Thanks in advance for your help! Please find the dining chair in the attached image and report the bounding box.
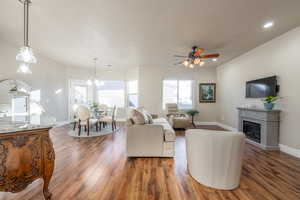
[75,105,98,136]
[99,106,118,131]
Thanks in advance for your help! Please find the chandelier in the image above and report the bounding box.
[87,58,103,86]
[16,0,36,74]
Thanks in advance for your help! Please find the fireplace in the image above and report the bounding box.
[243,121,261,143]
[238,107,280,150]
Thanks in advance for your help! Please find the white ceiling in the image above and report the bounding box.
[1,0,300,69]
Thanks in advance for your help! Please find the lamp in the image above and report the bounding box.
[17,62,32,74]
[86,58,99,86]
[16,0,36,74]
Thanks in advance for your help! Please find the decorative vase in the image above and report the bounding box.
[264,103,274,111]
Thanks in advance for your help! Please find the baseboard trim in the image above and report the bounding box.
[279,144,300,159]
[194,121,218,126]
[194,121,238,131]
[215,122,238,131]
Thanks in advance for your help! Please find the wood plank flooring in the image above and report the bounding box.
[1,125,300,200]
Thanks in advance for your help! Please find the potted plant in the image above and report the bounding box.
[262,96,280,110]
[90,103,99,117]
[186,109,199,127]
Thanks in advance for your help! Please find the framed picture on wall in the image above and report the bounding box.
[199,83,216,103]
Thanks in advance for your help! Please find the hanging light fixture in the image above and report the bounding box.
[93,58,100,86]
[17,62,32,74]
[16,0,36,74]
[86,58,99,86]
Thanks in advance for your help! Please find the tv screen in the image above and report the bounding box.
[246,76,277,98]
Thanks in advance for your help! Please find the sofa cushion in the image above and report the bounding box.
[153,118,169,124]
[130,109,146,125]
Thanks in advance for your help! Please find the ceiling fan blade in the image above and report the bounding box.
[173,55,187,58]
[193,48,204,57]
[199,53,220,59]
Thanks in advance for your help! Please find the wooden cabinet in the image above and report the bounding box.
[0,127,55,200]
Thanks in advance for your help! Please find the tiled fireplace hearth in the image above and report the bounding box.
[237,107,281,150]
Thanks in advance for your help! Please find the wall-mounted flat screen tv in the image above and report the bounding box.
[246,76,278,98]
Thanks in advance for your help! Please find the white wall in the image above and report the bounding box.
[217,26,300,150]
[0,39,69,121]
[139,66,218,122]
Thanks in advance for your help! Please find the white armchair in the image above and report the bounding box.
[186,129,245,190]
[165,103,190,129]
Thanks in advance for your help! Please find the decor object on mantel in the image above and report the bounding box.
[186,109,199,127]
[199,83,216,103]
[16,0,37,74]
[262,96,281,111]
[237,107,281,150]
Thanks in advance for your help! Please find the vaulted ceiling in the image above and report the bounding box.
[1,0,300,69]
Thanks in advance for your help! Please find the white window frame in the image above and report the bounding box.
[97,80,126,108]
[162,79,194,110]
[126,80,138,108]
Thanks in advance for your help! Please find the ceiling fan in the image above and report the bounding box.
[173,46,220,68]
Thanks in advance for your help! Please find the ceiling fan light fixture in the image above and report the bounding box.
[183,60,189,67]
[194,58,201,64]
[199,61,205,66]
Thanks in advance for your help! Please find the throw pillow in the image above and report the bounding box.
[131,109,146,125]
[145,112,153,124]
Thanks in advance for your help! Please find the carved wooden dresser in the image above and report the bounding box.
[0,127,55,200]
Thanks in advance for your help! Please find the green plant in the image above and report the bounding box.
[186,109,199,128]
[186,109,200,116]
[90,102,99,111]
[262,96,280,104]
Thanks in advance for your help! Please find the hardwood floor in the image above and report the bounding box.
[1,125,300,200]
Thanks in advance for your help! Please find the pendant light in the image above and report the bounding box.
[86,58,99,86]
[16,0,36,74]
[93,58,100,86]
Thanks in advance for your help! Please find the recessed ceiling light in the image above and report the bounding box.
[212,58,218,62]
[263,21,274,29]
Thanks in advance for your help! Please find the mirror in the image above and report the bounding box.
[0,79,31,123]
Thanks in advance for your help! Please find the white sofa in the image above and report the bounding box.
[186,129,245,190]
[126,117,176,157]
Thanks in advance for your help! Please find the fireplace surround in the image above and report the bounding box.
[237,107,281,150]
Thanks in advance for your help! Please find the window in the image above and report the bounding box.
[127,80,138,108]
[163,80,193,109]
[97,81,125,107]
[74,86,88,104]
